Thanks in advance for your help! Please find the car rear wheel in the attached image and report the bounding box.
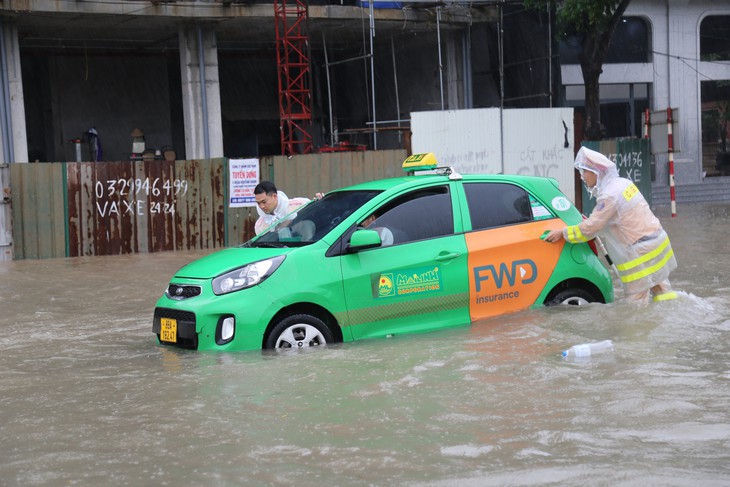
[265,314,334,349]
[546,288,596,306]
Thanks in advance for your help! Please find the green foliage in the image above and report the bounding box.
[524,0,628,39]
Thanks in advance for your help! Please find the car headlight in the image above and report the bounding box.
[211,256,285,295]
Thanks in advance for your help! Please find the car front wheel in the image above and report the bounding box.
[265,314,334,349]
[546,288,596,306]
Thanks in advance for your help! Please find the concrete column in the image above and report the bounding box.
[445,32,461,110]
[0,20,28,164]
[0,160,10,260]
[178,24,224,159]
[666,3,701,181]
[0,20,25,260]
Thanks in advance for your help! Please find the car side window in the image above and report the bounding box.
[464,182,533,231]
[371,186,454,244]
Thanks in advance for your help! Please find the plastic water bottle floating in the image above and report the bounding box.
[562,340,614,359]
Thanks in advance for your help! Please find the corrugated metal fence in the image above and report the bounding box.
[9,150,407,259]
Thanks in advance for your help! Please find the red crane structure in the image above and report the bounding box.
[274,0,314,156]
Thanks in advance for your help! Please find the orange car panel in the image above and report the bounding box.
[466,220,564,321]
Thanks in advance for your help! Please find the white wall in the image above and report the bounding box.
[411,107,576,201]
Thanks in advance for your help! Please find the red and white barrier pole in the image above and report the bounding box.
[644,108,650,138]
[667,107,676,217]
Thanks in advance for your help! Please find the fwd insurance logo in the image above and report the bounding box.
[473,259,537,304]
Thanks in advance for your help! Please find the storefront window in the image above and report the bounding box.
[701,81,730,176]
[700,16,730,176]
[563,83,650,138]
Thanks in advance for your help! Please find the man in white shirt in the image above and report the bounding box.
[254,181,314,239]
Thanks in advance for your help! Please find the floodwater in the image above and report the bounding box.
[1,203,729,487]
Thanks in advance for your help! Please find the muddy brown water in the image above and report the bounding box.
[1,203,729,486]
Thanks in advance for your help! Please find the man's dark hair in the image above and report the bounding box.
[254,181,277,195]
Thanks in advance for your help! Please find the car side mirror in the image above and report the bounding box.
[346,229,382,252]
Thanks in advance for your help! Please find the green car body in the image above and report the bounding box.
[153,158,614,351]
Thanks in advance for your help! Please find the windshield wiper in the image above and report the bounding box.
[249,241,288,248]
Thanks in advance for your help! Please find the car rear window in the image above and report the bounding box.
[463,182,533,231]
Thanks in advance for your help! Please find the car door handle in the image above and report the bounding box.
[435,252,460,262]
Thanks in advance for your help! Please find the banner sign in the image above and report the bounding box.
[229,158,259,208]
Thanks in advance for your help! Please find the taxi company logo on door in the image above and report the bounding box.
[473,259,537,302]
[378,274,395,297]
[378,266,442,298]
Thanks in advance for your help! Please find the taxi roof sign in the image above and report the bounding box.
[402,152,438,172]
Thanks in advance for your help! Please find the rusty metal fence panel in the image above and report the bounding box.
[65,158,230,257]
[9,150,407,259]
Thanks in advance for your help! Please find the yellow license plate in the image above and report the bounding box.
[160,317,177,343]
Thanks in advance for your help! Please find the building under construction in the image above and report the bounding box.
[0,0,561,162]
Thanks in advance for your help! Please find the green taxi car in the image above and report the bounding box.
[153,153,613,351]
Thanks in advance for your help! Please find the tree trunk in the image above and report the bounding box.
[577,0,633,142]
[581,61,603,140]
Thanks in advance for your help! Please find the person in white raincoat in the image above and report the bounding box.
[544,146,678,304]
[253,181,314,239]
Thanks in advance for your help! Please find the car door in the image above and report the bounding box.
[459,181,564,321]
[340,183,470,341]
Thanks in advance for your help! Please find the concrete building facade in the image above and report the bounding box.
[561,1,730,185]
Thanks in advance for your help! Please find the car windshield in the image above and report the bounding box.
[244,189,381,247]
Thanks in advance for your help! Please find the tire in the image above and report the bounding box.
[546,288,596,306]
[265,314,334,350]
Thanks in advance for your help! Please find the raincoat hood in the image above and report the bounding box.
[574,147,619,198]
